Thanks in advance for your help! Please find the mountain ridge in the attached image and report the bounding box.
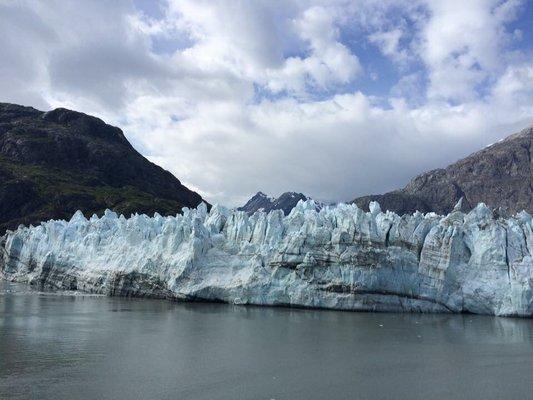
[0,102,206,233]
[352,126,533,215]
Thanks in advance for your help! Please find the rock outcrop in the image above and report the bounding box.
[353,126,533,215]
[2,200,532,316]
[0,103,206,233]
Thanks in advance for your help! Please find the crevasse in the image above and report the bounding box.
[1,200,532,316]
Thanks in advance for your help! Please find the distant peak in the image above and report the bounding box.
[515,125,533,138]
[239,190,313,215]
[278,191,307,199]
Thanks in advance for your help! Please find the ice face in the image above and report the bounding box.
[1,200,532,316]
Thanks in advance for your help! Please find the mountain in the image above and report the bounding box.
[238,191,310,215]
[352,126,533,215]
[0,102,206,233]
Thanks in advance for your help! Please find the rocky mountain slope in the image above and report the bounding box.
[353,126,533,215]
[238,191,310,215]
[0,103,205,233]
[1,200,532,316]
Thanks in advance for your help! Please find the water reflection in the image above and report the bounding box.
[1,281,532,400]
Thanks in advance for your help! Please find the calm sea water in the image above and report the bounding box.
[1,281,532,400]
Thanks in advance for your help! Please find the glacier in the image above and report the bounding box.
[1,200,532,316]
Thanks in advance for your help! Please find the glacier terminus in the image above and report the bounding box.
[1,200,532,316]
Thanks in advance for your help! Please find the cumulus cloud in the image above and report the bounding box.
[420,0,526,102]
[0,0,531,206]
[369,28,407,62]
[265,5,362,95]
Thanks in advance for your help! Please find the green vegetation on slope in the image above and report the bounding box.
[0,103,206,233]
[0,155,185,232]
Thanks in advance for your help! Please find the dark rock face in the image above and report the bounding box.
[239,191,309,215]
[271,192,310,215]
[238,192,273,214]
[353,126,533,215]
[0,102,206,233]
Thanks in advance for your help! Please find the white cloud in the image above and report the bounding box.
[420,0,525,101]
[0,0,531,207]
[151,2,362,97]
[369,28,407,62]
[492,64,533,99]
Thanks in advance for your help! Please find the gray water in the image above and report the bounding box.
[1,281,532,400]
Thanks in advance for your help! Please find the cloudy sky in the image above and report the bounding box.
[1,0,532,206]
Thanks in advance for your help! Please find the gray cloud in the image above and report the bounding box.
[48,43,169,109]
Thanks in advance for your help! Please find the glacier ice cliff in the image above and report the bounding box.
[1,200,532,316]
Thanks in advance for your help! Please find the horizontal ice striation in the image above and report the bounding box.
[1,200,532,316]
